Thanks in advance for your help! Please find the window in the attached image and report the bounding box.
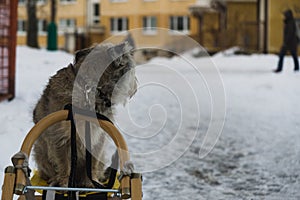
[60,0,76,3]
[59,18,76,33]
[92,3,100,25]
[110,17,128,33]
[17,19,26,35]
[38,19,47,34]
[18,0,26,5]
[110,0,127,2]
[59,19,76,28]
[143,16,157,34]
[169,16,190,33]
[19,0,47,5]
[37,0,47,4]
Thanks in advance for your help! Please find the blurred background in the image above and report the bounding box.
[15,0,300,54]
[1,0,300,102]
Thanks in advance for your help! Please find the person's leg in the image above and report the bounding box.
[290,48,299,71]
[275,46,287,72]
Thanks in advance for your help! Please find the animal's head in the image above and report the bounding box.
[72,35,137,113]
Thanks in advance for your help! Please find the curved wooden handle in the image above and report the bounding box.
[15,110,130,197]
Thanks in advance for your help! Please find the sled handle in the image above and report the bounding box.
[14,110,130,198]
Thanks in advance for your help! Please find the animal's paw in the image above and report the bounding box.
[77,178,95,188]
[121,161,134,176]
[48,175,69,188]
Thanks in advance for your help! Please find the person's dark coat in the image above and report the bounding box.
[283,9,298,51]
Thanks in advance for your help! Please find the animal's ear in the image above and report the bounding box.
[74,47,92,64]
[107,34,135,61]
[107,42,127,61]
[123,33,135,49]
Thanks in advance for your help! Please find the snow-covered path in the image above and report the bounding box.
[0,47,300,199]
[129,54,300,200]
[210,55,300,199]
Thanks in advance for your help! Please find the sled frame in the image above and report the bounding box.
[1,109,142,200]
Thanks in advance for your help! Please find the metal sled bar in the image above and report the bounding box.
[14,110,131,199]
[24,186,120,193]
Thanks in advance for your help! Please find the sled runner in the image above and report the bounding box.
[1,105,142,200]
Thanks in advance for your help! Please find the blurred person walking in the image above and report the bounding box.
[274,9,299,73]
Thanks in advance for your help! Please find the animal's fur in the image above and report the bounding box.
[33,39,137,187]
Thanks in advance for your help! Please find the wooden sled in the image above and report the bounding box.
[1,106,142,200]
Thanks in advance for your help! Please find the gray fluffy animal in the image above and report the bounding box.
[33,38,137,188]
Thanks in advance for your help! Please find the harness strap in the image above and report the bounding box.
[64,104,118,196]
[67,106,77,200]
[106,156,118,189]
[67,104,113,124]
[85,120,118,190]
[85,121,105,189]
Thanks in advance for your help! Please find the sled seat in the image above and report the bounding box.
[28,169,121,200]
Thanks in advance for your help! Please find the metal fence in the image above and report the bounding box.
[0,0,17,101]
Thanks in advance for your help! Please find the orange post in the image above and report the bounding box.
[130,173,142,200]
[1,166,15,200]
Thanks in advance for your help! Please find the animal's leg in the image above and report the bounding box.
[92,155,106,183]
[34,138,56,181]
[47,144,71,187]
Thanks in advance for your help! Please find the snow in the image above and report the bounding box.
[1,46,300,199]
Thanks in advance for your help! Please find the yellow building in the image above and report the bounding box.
[190,0,300,54]
[17,0,258,53]
[17,0,200,53]
[17,0,103,51]
[16,0,300,54]
[102,0,258,53]
[101,0,199,53]
[189,0,258,52]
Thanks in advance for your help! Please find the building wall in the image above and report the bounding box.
[201,11,220,52]
[17,0,300,55]
[189,1,257,52]
[268,0,300,53]
[101,0,198,51]
[226,1,257,50]
[17,0,87,50]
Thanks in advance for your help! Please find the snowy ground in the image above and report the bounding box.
[0,46,300,200]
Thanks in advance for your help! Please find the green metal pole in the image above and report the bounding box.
[47,22,57,51]
[47,0,57,51]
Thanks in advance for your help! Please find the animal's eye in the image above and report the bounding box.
[96,88,101,96]
[96,88,105,97]
[116,60,126,70]
[112,60,122,69]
